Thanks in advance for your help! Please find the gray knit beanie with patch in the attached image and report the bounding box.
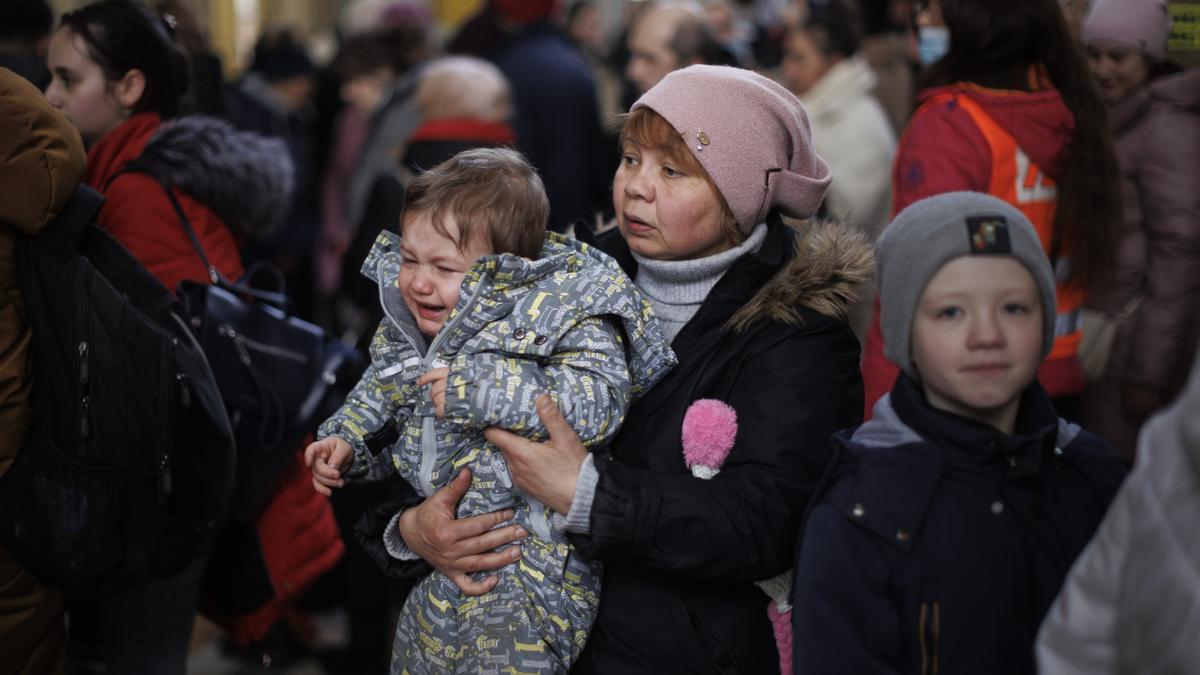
[876,192,1057,378]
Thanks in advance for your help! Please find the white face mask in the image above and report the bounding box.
[917,26,951,66]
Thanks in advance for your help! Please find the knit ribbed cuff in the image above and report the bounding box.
[383,509,421,561]
[553,453,598,534]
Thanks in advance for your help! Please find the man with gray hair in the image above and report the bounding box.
[625,1,724,95]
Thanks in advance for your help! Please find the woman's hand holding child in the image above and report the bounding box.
[398,468,529,595]
[486,394,587,514]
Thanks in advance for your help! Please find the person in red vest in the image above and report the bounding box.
[860,0,1122,419]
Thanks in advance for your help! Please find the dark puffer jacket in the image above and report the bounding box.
[792,374,1125,675]
[571,215,871,674]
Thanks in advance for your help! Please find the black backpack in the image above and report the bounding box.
[130,171,365,522]
[0,185,236,591]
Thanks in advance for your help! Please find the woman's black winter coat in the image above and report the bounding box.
[571,215,872,674]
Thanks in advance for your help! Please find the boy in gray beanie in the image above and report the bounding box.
[876,190,1058,407]
[790,191,1125,675]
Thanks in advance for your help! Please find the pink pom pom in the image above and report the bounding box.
[681,399,738,470]
[768,602,793,675]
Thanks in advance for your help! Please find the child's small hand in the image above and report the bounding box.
[304,436,353,496]
[417,367,450,418]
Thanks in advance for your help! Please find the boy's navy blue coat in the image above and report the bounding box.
[791,374,1125,675]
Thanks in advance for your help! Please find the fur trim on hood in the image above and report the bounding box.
[726,218,874,332]
[131,115,294,237]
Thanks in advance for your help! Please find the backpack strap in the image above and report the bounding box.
[125,170,297,311]
[159,180,223,285]
[108,165,223,285]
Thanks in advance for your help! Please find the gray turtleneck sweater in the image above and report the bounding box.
[548,222,769,536]
[631,223,768,342]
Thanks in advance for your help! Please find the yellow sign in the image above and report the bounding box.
[435,0,485,31]
[1170,3,1200,50]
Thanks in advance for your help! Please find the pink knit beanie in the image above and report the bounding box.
[632,64,832,233]
[1082,0,1170,61]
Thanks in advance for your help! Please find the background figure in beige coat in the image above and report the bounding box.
[781,0,895,342]
[1038,342,1200,673]
[783,0,895,239]
[0,66,86,675]
[1078,0,1200,460]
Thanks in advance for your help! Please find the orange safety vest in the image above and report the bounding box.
[916,92,1084,364]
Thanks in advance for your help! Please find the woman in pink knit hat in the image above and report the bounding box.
[381,64,874,673]
[1078,0,1200,461]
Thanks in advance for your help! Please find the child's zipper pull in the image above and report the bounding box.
[78,342,91,439]
[234,334,252,366]
[176,373,192,408]
[78,341,89,385]
[219,325,253,366]
[159,453,173,499]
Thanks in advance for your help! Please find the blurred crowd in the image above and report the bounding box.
[3,0,925,350]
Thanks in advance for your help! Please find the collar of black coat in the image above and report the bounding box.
[827,374,1075,551]
[890,372,1060,480]
[579,212,873,337]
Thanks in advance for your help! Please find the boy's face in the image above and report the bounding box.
[910,256,1044,430]
[399,209,493,337]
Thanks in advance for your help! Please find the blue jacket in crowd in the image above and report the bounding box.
[791,373,1126,675]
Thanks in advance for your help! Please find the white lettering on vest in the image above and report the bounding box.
[1015,148,1056,204]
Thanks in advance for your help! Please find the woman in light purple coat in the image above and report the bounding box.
[1078,0,1200,460]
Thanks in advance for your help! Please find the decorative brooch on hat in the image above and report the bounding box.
[696,130,710,152]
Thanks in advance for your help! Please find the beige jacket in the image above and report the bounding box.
[799,55,897,240]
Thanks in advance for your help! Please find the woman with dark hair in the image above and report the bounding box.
[45,0,244,287]
[859,0,1122,418]
[44,1,339,672]
[1076,0,1200,461]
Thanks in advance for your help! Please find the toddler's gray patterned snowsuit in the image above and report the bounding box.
[319,231,675,673]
